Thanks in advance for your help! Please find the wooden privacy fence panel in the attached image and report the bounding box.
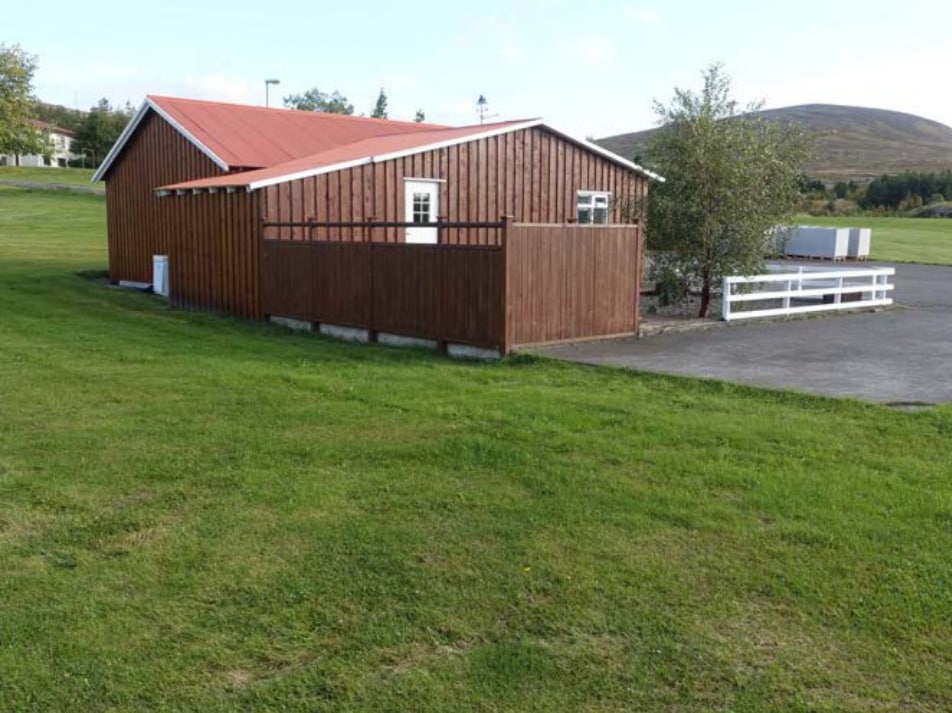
[260,241,373,326]
[506,224,641,347]
[261,222,640,353]
[371,245,504,346]
[261,239,505,350]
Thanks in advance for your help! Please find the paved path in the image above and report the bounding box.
[0,179,104,195]
[535,263,952,404]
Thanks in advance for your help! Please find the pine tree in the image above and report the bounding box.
[371,89,388,119]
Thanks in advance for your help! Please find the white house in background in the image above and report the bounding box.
[0,120,79,168]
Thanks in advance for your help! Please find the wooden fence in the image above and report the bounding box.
[261,240,505,349]
[506,224,641,346]
[260,220,641,353]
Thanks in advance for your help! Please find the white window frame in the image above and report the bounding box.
[576,190,611,225]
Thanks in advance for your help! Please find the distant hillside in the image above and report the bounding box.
[597,104,952,181]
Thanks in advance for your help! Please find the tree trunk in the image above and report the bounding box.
[698,275,712,318]
[15,154,20,167]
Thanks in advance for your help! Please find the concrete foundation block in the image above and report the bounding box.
[270,315,313,332]
[319,323,370,343]
[378,332,438,350]
[447,343,502,361]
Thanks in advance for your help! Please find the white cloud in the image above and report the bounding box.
[622,4,661,25]
[180,74,257,104]
[464,16,522,63]
[573,34,615,67]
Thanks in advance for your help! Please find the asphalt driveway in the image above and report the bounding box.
[535,263,952,404]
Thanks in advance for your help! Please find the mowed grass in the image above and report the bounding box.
[0,165,98,188]
[3,187,952,712]
[796,213,952,264]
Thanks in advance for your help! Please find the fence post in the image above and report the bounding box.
[633,225,642,335]
[834,275,843,304]
[722,277,732,321]
[499,216,514,354]
[783,278,791,310]
[500,214,513,246]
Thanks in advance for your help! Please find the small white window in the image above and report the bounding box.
[577,191,611,224]
[411,192,432,224]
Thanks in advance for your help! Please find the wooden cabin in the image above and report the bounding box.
[94,96,660,352]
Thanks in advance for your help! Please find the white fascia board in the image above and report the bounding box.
[370,120,543,164]
[541,125,665,182]
[91,97,230,183]
[246,156,374,191]
[243,119,661,192]
[91,101,151,182]
[243,121,542,192]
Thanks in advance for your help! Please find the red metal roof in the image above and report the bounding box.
[158,119,540,192]
[30,119,76,137]
[148,95,445,169]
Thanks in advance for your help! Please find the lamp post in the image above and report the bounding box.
[265,78,280,108]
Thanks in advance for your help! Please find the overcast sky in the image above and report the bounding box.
[10,0,952,138]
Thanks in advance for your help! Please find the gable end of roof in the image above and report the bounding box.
[92,97,230,183]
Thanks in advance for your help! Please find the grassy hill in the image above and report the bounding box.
[2,185,952,710]
[0,166,98,188]
[598,104,952,180]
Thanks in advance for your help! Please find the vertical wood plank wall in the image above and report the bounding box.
[261,241,505,349]
[104,112,263,317]
[505,224,642,347]
[262,126,649,245]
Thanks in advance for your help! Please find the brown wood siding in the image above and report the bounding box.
[262,126,648,245]
[104,112,263,317]
[505,224,641,347]
[261,240,505,349]
[105,111,224,283]
[163,189,262,318]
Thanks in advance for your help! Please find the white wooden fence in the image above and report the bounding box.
[722,265,895,321]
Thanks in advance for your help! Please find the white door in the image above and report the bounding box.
[405,180,440,244]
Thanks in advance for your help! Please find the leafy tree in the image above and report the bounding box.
[0,44,48,165]
[370,88,388,119]
[414,109,425,123]
[72,98,132,167]
[795,174,827,196]
[283,88,353,114]
[646,64,811,317]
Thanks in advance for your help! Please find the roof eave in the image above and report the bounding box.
[541,126,664,182]
[92,97,231,183]
[244,120,546,192]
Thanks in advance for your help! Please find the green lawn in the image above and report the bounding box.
[796,214,952,264]
[3,186,952,711]
[0,165,98,188]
